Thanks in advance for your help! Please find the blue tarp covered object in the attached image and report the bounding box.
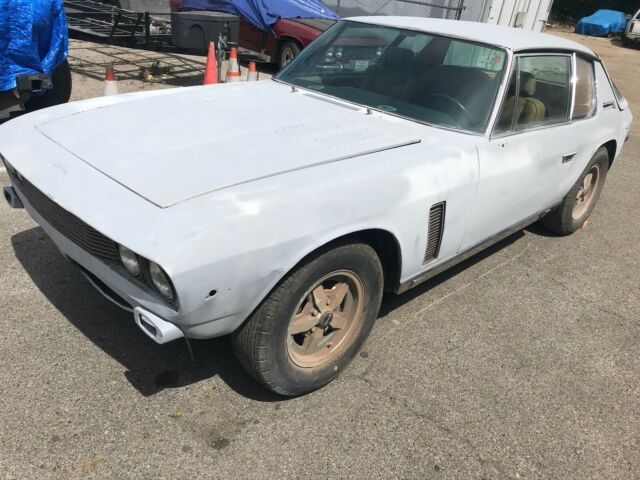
[0,0,68,92]
[180,0,339,33]
[575,9,627,37]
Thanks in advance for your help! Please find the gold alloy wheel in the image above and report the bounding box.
[572,164,600,220]
[287,270,365,368]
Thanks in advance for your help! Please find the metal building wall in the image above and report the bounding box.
[482,0,555,32]
[324,0,554,32]
[459,0,492,22]
[322,0,464,20]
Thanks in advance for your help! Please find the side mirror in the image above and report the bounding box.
[626,14,632,21]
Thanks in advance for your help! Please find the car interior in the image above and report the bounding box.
[282,29,507,132]
[360,35,502,129]
[495,58,572,132]
[280,24,571,133]
[352,36,505,131]
[497,71,546,130]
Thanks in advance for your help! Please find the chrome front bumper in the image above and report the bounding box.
[3,157,247,341]
[4,177,185,344]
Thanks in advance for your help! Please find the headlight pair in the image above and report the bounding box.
[117,245,175,303]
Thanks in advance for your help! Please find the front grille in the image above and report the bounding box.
[6,164,120,263]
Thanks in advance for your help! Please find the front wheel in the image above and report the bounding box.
[540,147,609,235]
[232,242,384,396]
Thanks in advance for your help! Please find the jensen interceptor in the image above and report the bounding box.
[1,17,632,395]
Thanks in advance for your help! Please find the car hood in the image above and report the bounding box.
[35,81,421,208]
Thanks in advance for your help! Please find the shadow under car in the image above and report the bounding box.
[11,225,526,399]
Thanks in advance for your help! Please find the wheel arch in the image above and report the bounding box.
[276,228,403,298]
[325,228,403,293]
[278,35,304,49]
[229,227,403,337]
[277,36,303,58]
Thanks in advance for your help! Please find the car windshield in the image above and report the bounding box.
[275,20,508,133]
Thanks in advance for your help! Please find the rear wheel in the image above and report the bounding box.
[540,147,609,235]
[278,40,301,70]
[232,242,384,396]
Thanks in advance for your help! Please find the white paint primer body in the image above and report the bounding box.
[0,81,481,337]
[0,18,632,339]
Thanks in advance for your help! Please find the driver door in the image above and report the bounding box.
[459,53,587,251]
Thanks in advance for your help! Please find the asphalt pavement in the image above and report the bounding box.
[0,33,638,479]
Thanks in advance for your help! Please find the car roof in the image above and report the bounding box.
[348,17,597,58]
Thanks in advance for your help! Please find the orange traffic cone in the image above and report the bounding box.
[203,41,218,85]
[247,61,258,81]
[103,65,118,96]
[226,47,241,83]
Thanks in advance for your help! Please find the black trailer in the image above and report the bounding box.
[64,0,173,50]
[64,0,239,53]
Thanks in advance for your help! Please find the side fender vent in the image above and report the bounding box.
[424,201,446,264]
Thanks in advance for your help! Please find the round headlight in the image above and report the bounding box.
[118,245,141,277]
[149,261,174,301]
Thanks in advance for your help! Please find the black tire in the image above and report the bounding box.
[540,147,609,235]
[278,40,301,70]
[26,59,72,111]
[232,242,384,396]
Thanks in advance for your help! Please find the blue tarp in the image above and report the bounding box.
[0,0,68,92]
[575,9,627,37]
[180,0,339,33]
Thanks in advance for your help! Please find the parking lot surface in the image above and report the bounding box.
[1,33,639,479]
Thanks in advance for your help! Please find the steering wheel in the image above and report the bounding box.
[422,93,471,128]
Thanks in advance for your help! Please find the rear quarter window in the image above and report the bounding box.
[573,56,596,119]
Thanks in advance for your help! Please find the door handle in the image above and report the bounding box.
[603,101,615,110]
[562,152,576,163]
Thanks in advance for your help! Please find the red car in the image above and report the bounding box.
[170,0,334,68]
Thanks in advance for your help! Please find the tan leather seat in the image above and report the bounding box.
[519,73,546,124]
[498,72,546,128]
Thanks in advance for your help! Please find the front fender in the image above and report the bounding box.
[167,133,479,338]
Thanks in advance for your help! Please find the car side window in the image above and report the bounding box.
[573,56,596,119]
[517,56,571,127]
[493,54,571,135]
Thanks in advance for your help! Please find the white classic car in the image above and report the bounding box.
[1,17,632,395]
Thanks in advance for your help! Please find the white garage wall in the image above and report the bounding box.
[324,0,554,32]
[119,0,554,33]
[322,0,465,20]
[472,0,555,32]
